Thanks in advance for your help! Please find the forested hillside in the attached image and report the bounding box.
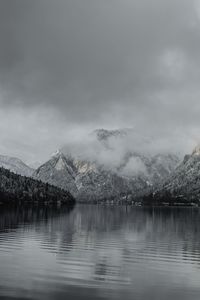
[0,167,75,205]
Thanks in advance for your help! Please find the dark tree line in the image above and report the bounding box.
[0,167,75,205]
[141,190,199,206]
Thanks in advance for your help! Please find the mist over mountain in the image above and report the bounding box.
[2,1,200,298]
[33,129,180,202]
[61,128,181,178]
[1,0,200,168]
[3,128,200,206]
[33,151,149,202]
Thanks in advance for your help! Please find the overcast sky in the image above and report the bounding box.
[1,0,200,164]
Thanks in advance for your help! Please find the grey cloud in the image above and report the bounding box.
[0,0,200,161]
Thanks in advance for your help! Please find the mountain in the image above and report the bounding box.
[33,129,179,201]
[0,167,75,205]
[93,128,128,142]
[33,150,150,202]
[116,151,180,184]
[0,155,34,177]
[92,129,180,179]
[33,151,79,196]
[143,146,200,206]
[92,128,152,147]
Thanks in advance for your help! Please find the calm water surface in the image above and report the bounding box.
[0,204,200,300]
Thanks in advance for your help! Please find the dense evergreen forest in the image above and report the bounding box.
[0,167,75,205]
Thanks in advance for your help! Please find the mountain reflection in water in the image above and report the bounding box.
[0,204,200,300]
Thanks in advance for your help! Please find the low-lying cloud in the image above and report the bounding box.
[61,128,198,176]
[0,0,200,164]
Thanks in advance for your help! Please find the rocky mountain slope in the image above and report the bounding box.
[0,167,75,205]
[33,151,150,202]
[143,145,200,206]
[33,129,180,202]
[0,155,34,177]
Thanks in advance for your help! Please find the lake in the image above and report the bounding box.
[0,204,200,300]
